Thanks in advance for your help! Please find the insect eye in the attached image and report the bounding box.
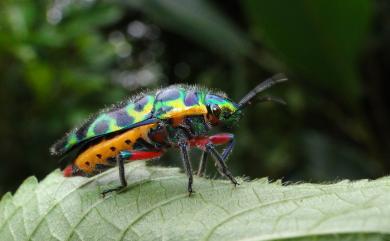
[210,104,221,117]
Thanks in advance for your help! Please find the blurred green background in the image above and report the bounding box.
[1,0,389,195]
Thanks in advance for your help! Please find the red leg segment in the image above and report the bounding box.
[127,150,164,161]
[189,133,234,150]
[209,133,234,145]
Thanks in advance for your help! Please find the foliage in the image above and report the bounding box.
[1,162,390,241]
[1,0,390,224]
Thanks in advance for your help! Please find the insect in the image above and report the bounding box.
[50,74,287,196]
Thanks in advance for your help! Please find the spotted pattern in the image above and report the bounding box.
[52,85,238,155]
[111,109,134,127]
[127,95,154,122]
[154,106,173,117]
[156,88,180,102]
[75,118,95,140]
[184,91,198,106]
[154,87,207,119]
[94,120,109,135]
[134,96,149,112]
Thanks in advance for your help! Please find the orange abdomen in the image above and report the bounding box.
[74,123,157,174]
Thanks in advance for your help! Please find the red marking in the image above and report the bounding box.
[209,133,233,145]
[63,165,73,177]
[189,133,233,150]
[128,150,163,161]
[189,137,208,149]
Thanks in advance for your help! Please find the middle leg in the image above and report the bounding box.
[178,141,194,195]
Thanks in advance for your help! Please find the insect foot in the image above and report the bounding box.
[101,186,126,198]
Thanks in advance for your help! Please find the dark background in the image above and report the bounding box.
[1,0,389,196]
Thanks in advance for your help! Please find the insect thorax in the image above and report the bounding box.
[148,115,210,146]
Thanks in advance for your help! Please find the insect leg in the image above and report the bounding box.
[206,143,239,186]
[178,141,194,195]
[197,151,208,177]
[101,150,163,197]
[222,138,235,161]
[209,133,235,161]
[101,152,128,197]
[194,133,235,176]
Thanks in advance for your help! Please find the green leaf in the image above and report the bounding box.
[1,162,390,241]
[125,0,251,60]
[242,0,373,102]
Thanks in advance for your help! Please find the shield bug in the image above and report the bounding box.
[50,74,287,195]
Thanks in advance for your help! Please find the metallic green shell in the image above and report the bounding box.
[59,94,155,154]
[51,85,238,155]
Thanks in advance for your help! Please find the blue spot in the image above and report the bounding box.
[154,106,173,116]
[134,96,149,111]
[184,91,198,106]
[75,118,95,140]
[156,88,180,102]
[94,120,109,135]
[111,110,134,127]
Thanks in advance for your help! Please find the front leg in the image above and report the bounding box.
[192,133,235,176]
[206,143,239,186]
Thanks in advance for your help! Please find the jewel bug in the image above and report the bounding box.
[50,74,287,195]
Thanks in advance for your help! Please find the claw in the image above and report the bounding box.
[230,177,239,187]
[101,186,125,197]
[188,189,196,197]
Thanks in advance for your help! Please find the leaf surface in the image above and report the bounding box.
[1,162,390,241]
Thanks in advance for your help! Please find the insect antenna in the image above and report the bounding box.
[238,73,288,110]
[255,95,287,105]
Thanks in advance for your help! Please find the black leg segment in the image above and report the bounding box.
[221,136,235,161]
[197,133,235,177]
[206,143,239,186]
[101,152,128,197]
[178,141,194,195]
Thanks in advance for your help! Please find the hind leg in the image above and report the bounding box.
[101,150,163,197]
